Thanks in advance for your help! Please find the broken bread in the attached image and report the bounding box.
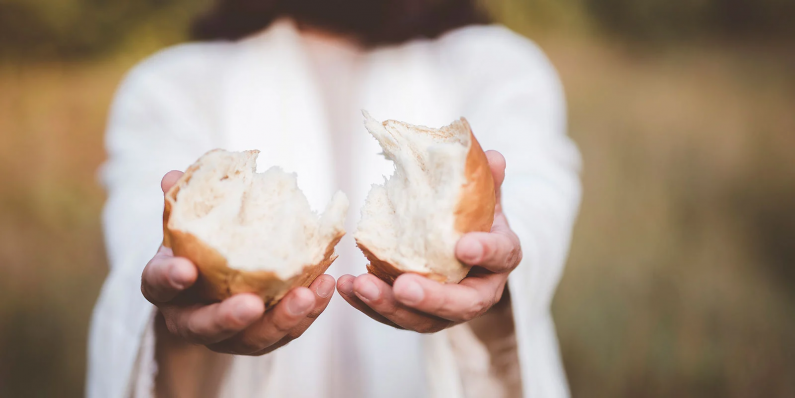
[163,149,348,308]
[355,112,496,284]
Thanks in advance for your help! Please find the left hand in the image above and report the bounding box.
[337,150,522,333]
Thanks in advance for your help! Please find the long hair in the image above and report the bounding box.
[192,0,489,46]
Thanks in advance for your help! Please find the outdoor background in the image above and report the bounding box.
[1,0,793,396]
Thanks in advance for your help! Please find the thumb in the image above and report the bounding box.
[485,150,506,202]
[161,170,184,194]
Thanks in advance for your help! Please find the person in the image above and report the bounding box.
[87,1,581,397]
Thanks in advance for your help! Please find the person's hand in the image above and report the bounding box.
[140,170,336,355]
[336,150,522,333]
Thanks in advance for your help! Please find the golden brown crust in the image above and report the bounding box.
[162,150,341,308]
[357,241,447,285]
[454,118,496,234]
[359,118,495,285]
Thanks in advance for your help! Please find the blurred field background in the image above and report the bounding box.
[1,0,793,396]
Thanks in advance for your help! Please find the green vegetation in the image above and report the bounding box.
[1,0,793,59]
[0,0,207,59]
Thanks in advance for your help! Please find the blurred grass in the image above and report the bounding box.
[1,1,794,397]
[0,0,208,60]
[0,59,125,397]
[543,38,795,397]
[0,40,186,398]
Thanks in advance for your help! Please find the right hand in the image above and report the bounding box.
[140,170,336,355]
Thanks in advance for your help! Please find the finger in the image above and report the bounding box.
[484,150,506,199]
[393,272,507,322]
[160,293,265,344]
[337,275,404,329]
[352,274,451,333]
[455,225,522,272]
[246,274,338,356]
[161,170,184,194]
[282,275,336,339]
[217,287,316,354]
[141,246,198,304]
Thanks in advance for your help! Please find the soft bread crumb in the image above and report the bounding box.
[355,111,472,280]
[169,150,348,279]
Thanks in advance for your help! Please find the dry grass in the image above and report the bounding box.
[544,37,795,397]
[0,33,793,397]
[0,58,130,397]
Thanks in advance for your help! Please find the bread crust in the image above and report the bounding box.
[358,242,447,285]
[162,150,342,308]
[361,118,496,285]
[453,120,496,234]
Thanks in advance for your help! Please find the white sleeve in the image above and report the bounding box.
[86,46,221,398]
[442,26,582,397]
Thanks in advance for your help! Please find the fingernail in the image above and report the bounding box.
[169,264,188,289]
[356,280,380,302]
[338,278,354,295]
[316,278,334,298]
[287,295,313,315]
[461,241,483,263]
[233,299,260,323]
[397,280,424,305]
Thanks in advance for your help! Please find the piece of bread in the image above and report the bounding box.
[163,149,348,308]
[355,112,496,284]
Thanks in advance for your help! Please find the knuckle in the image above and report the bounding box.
[461,309,478,322]
[415,323,436,334]
[480,239,495,262]
[390,323,407,331]
[271,317,294,335]
[219,308,244,331]
[431,299,445,315]
[183,319,204,342]
[493,290,503,306]
[140,282,153,303]
[207,346,232,355]
[476,297,490,313]
[306,306,325,320]
[141,261,176,303]
[505,245,522,268]
[244,339,289,356]
[417,322,449,334]
[234,336,263,355]
[238,349,265,357]
[164,317,180,336]
[434,292,454,315]
[512,246,523,265]
[462,310,478,322]
[281,334,299,348]
[207,342,239,355]
[465,298,490,321]
[205,344,226,354]
[378,300,400,317]
[285,328,306,341]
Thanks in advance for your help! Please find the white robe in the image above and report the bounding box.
[87,19,581,398]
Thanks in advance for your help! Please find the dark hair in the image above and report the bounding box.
[191,0,489,46]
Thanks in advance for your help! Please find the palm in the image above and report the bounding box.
[337,150,523,332]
